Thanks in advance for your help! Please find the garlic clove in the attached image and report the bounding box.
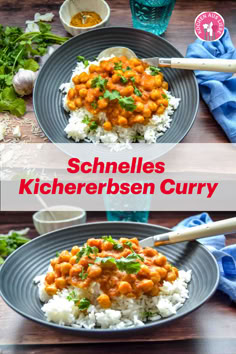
[13,125,21,139]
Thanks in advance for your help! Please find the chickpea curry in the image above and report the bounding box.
[45,236,178,310]
[67,56,169,132]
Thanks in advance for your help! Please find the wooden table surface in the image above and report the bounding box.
[1,0,236,353]
[0,0,236,143]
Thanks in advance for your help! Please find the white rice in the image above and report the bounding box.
[34,269,191,329]
[60,57,180,150]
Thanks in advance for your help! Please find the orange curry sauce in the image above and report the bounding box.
[66,56,169,132]
[45,237,178,309]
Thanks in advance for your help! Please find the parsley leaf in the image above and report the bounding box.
[104,89,121,101]
[114,61,123,70]
[134,86,142,97]
[78,298,90,310]
[79,267,88,280]
[149,66,161,76]
[77,55,89,67]
[91,75,108,91]
[119,96,136,111]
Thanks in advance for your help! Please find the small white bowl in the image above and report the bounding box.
[33,205,86,235]
[59,0,110,36]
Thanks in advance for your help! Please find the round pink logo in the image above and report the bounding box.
[195,12,224,41]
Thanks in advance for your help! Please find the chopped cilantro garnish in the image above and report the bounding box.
[125,242,144,262]
[91,75,108,91]
[79,267,88,280]
[82,114,90,124]
[78,298,90,310]
[56,251,60,257]
[114,61,123,70]
[77,55,89,67]
[130,77,135,83]
[134,86,142,97]
[76,245,99,262]
[95,254,141,274]
[104,89,121,101]
[91,101,98,109]
[67,290,77,302]
[162,93,168,99]
[149,66,161,76]
[119,96,136,111]
[120,76,128,84]
[102,235,123,251]
[82,115,98,131]
[90,121,98,130]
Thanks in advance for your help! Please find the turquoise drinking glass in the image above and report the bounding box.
[129,0,176,35]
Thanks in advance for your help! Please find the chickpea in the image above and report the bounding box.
[154,254,167,266]
[166,271,177,282]
[172,266,179,277]
[75,97,82,108]
[55,277,67,290]
[123,274,136,283]
[71,246,80,256]
[135,65,144,74]
[97,294,111,309]
[86,79,93,88]
[150,270,161,284]
[45,272,55,285]
[157,105,165,115]
[69,264,82,278]
[98,98,108,109]
[135,102,144,113]
[59,250,71,263]
[121,248,132,258]
[143,247,158,257]
[78,256,89,267]
[89,64,99,73]
[120,238,130,244]
[67,101,76,111]
[69,256,77,265]
[61,262,72,275]
[72,75,80,85]
[132,115,144,124]
[54,263,61,277]
[111,74,120,83]
[118,116,128,126]
[102,241,114,251]
[45,284,57,296]
[143,107,152,118]
[124,70,136,79]
[138,264,151,278]
[130,238,139,246]
[143,78,155,91]
[148,101,157,112]
[162,81,168,90]
[88,264,102,278]
[156,266,167,279]
[79,88,88,98]
[120,85,134,96]
[87,238,102,249]
[78,72,89,82]
[137,279,154,293]
[129,58,140,66]
[68,88,76,100]
[50,258,58,268]
[118,281,132,294]
[103,121,113,132]
[154,76,162,88]
[86,92,95,103]
[150,89,161,100]
[104,63,113,72]
[149,285,160,296]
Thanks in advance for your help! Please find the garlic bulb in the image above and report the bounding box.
[12,68,38,96]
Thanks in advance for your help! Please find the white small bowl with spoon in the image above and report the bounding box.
[33,205,86,235]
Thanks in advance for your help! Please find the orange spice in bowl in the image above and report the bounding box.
[70,11,102,28]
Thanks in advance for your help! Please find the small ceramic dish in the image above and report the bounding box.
[59,0,110,36]
[33,205,86,234]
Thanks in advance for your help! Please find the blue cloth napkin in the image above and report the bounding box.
[186,28,236,142]
[173,212,236,302]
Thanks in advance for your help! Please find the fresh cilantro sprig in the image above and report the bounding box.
[125,241,144,261]
[103,89,121,101]
[56,251,60,257]
[95,254,141,274]
[77,55,89,67]
[162,93,168,100]
[119,75,128,84]
[76,245,99,262]
[0,24,68,116]
[102,235,123,251]
[91,75,108,91]
[103,90,136,111]
[149,66,161,76]
[82,115,98,131]
[0,228,30,264]
[79,266,88,280]
[67,292,90,310]
[114,61,123,70]
[133,86,142,97]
